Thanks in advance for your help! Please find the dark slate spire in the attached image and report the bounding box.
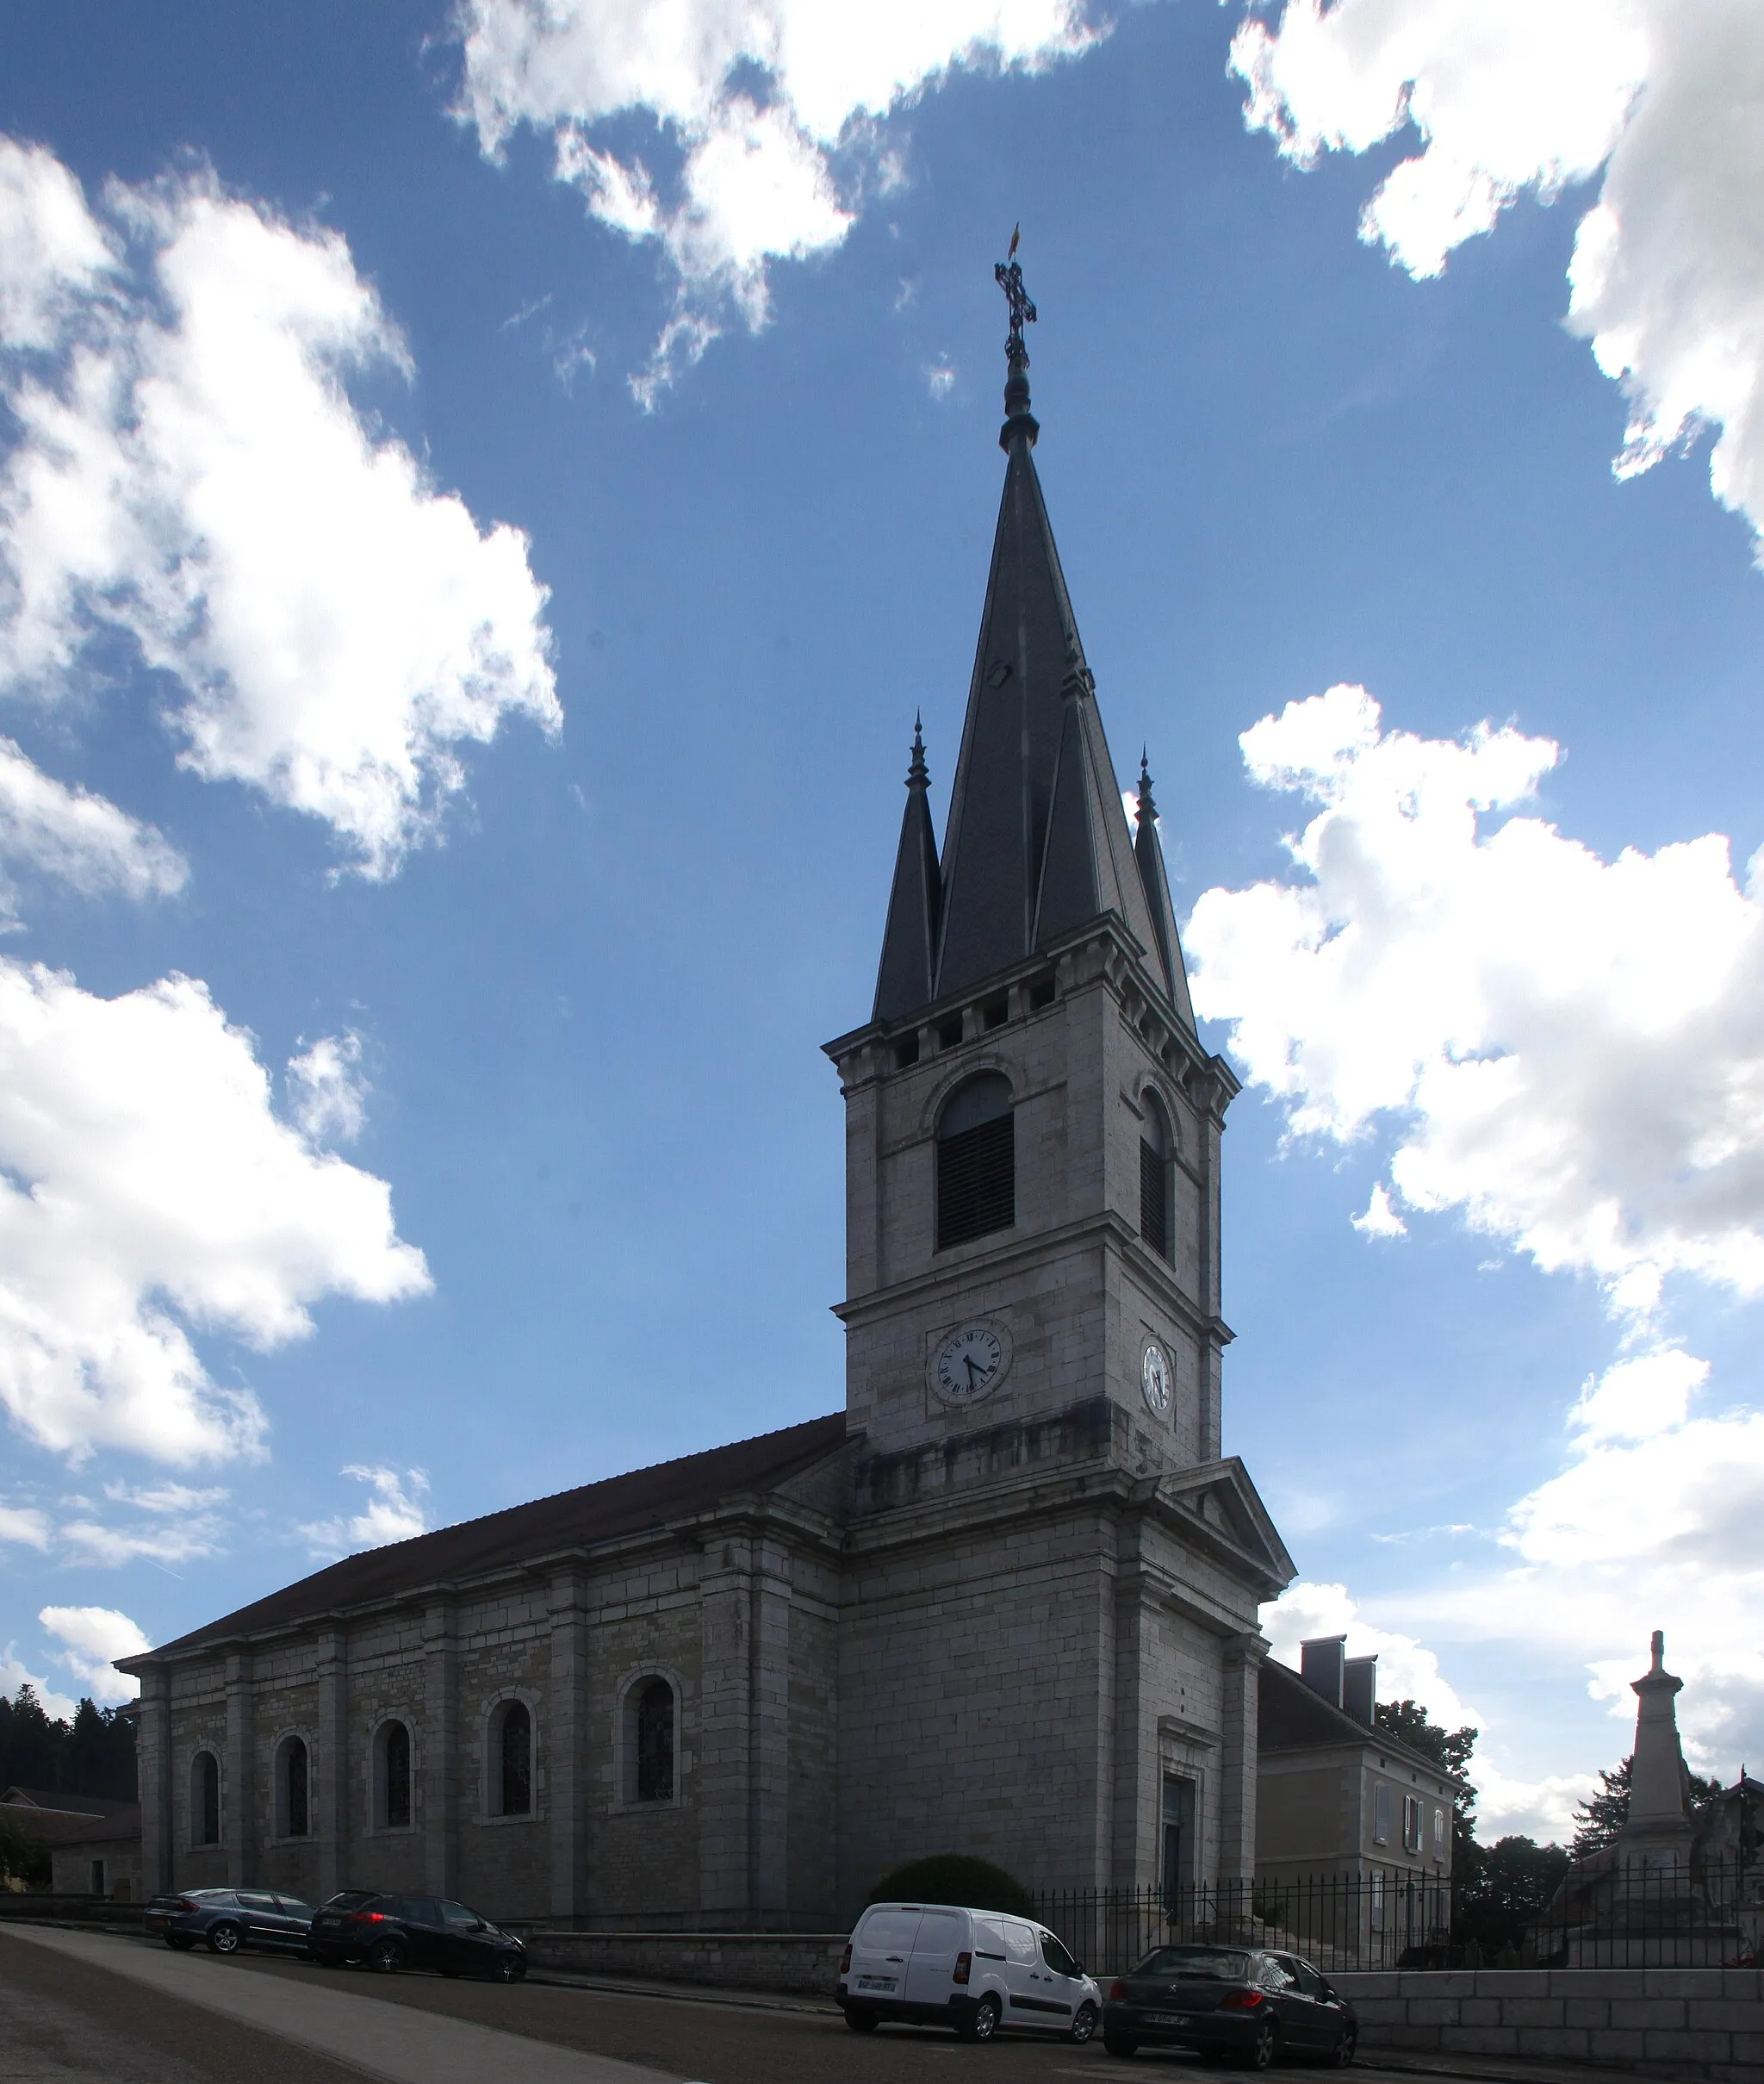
[929,243,1180,1014]
[873,716,943,1022]
[1133,751,1196,1028]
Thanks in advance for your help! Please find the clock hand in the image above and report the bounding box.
[964,1354,981,1386]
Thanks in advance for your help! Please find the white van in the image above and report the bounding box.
[837,1900,1102,2043]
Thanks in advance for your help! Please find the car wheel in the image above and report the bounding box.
[1102,2031,1140,2057]
[1327,2029,1357,2068]
[960,1994,1002,2044]
[205,1922,242,1956]
[367,1938,405,1974]
[165,1934,196,1952]
[1071,2003,1100,2045]
[843,2007,879,2033]
[494,1955,525,1984]
[1235,2022,1278,2070]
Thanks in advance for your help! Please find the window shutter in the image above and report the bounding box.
[936,1113,1015,1248]
[1140,1139,1169,1257]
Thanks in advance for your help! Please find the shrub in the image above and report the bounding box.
[865,1854,1034,1918]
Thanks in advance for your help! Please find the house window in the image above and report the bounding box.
[494,1701,532,1817]
[1432,1805,1446,1859]
[1159,1774,1196,1910]
[379,1720,412,1829]
[636,1679,674,1803]
[936,1073,1015,1248]
[192,1751,220,1846]
[1140,1092,1172,1260]
[1372,1782,1391,1845]
[1403,1795,1423,1853]
[89,1858,106,1896]
[277,1736,310,1838]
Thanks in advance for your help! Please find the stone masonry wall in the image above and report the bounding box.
[1332,1967,1764,2083]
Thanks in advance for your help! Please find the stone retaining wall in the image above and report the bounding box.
[0,1896,141,1932]
[519,1929,848,1995]
[1332,1967,1764,2083]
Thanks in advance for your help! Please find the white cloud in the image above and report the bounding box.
[298,1463,429,1558]
[0,1646,76,1721]
[1261,1577,1478,1728]
[287,1032,368,1146]
[0,736,185,921]
[1186,685,1764,1319]
[38,1603,149,1702]
[0,956,430,1467]
[0,1502,48,1546]
[454,0,1099,397]
[0,138,115,352]
[0,145,560,874]
[925,358,957,401]
[1231,2,1764,561]
[1351,1180,1407,1238]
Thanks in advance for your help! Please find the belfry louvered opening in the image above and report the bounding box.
[936,1072,1015,1249]
[1140,1090,1172,1260]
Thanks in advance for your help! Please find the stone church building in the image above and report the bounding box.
[121,299,1295,1930]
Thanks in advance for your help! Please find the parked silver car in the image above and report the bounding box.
[144,1888,316,1956]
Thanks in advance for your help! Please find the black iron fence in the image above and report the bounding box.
[1033,1856,1761,1977]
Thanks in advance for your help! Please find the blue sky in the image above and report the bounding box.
[2,1,1761,1840]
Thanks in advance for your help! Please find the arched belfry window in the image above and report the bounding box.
[192,1751,220,1847]
[1140,1092,1172,1261]
[277,1736,310,1838]
[636,1679,674,1803]
[936,1072,1015,1249]
[497,1701,532,1817]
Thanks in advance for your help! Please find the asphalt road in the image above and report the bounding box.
[0,1925,1128,2084]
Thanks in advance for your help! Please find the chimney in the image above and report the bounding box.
[1343,1655,1377,1726]
[1300,1636,1346,1709]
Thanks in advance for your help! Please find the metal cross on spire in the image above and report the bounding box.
[995,223,1037,358]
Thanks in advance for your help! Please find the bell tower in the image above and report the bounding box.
[824,255,1240,1487]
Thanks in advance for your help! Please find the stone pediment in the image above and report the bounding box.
[1154,1457,1295,1597]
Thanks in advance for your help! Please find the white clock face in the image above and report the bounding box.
[933,1323,1009,1403]
[1140,1340,1172,1415]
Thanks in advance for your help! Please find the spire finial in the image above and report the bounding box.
[1651,1628,1666,1675]
[1136,747,1158,829]
[907,715,929,790]
[995,231,1040,451]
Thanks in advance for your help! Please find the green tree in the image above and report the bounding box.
[0,1683,136,1802]
[1374,1698,1479,1865]
[1454,1836,1571,1959]
[1568,1756,1724,1859]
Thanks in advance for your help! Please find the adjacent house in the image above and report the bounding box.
[0,1788,143,1900]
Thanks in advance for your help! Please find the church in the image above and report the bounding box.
[119,264,1295,1931]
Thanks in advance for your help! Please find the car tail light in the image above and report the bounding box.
[346,1911,387,1925]
[1109,1979,1128,2000]
[176,1897,199,1912]
[953,1951,972,1986]
[839,1944,851,1975]
[1221,1988,1267,2011]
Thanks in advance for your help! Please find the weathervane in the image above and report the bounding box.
[994,223,1036,360]
[994,226,1040,449]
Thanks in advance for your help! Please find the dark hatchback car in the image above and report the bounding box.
[308,1890,527,1981]
[144,1888,317,1956]
[1102,1944,1357,2068]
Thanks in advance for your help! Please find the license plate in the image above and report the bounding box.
[857,1977,897,1992]
[1145,2012,1193,2026]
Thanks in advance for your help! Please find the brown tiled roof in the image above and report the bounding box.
[0,1800,140,1847]
[139,1413,848,1661]
[1258,1659,1463,1787]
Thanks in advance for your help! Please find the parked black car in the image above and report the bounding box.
[308,1890,527,1981]
[143,1888,317,1956]
[1102,1944,1357,2067]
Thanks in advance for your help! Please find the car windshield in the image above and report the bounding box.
[1138,1947,1252,1981]
[324,1890,378,1908]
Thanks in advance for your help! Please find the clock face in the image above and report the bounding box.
[1140,1339,1172,1416]
[932,1322,1009,1404]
